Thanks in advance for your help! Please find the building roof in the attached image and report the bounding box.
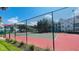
[3,24,13,26]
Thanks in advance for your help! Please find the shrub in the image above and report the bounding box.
[44,48,50,51]
[11,40,17,44]
[9,39,13,42]
[29,45,34,51]
[5,39,10,42]
[17,42,24,47]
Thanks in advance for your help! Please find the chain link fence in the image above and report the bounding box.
[4,7,79,51]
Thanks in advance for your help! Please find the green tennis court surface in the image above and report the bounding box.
[15,33,57,40]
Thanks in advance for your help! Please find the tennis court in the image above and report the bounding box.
[5,32,57,50]
[6,32,79,51]
[16,32,57,40]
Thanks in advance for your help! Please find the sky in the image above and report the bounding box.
[0,7,77,24]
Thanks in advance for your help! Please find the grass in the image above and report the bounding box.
[0,43,8,51]
[0,40,21,51]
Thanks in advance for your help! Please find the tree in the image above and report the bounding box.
[36,18,51,33]
[17,24,26,32]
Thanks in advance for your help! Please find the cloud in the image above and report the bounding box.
[27,15,52,26]
[17,22,25,25]
[7,17,19,24]
[44,14,52,20]
[28,21,37,26]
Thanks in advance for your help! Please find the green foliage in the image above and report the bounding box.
[27,26,37,33]
[5,39,50,51]
[29,45,35,51]
[36,18,51,33]
[11,40,17,44]
[17,24,26,32]
[16,42,24,47]
[5,39,13,42]
[44,48,50,51]
[9,39,13,42]
[5,39,10,42]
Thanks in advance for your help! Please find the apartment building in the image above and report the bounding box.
[0,17,4,34]
[57,15,79,33]
[59,18,73,32]
[54,8,79,32]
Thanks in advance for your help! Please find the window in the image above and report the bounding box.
[67,25,70,28]
[75,28,79,31]
[62,26,64,28]
[76,16,79,19]
[75,23,79,27]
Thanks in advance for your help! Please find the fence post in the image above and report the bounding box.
[26,20,27,45]
[14,24,16,40]
[4,26,6,38]
[9,26,11,39]
[51,12,55,51]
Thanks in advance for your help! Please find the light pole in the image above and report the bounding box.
[72,9,76,33]
[51,7,68,51]
[26,20,27,44]
[51,11,55,51]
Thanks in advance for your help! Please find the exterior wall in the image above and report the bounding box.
[59,15,79,32]
[60,19,67,32]
[54,22,61,32]
[74,15,79,32]
[0,17,4,34]
[60,18,73,32]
